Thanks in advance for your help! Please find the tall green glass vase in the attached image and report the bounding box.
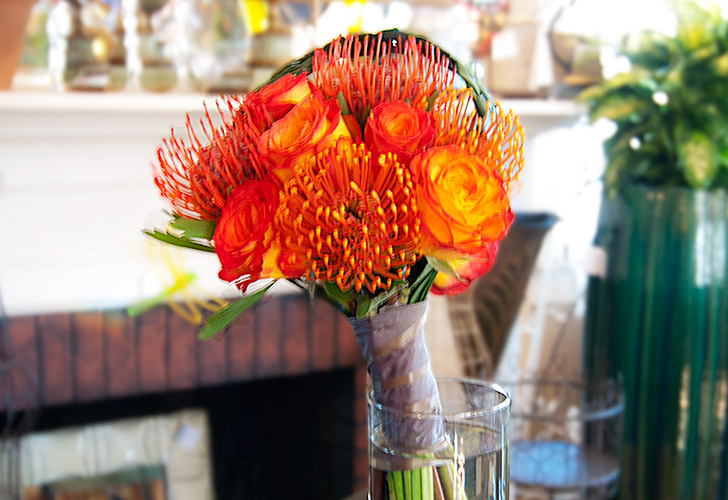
[583,183,728,500]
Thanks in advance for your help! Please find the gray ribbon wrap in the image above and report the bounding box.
[349,301,444,452]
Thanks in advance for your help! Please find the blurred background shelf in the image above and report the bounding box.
[0,91,584,117]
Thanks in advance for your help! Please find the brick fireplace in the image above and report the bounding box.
[0,294,368,499]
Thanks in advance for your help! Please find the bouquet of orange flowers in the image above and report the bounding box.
[147,29,522,500]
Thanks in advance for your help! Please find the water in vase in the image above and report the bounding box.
[369,424,508,500]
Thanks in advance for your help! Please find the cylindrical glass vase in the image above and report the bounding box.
[368,377,510,500]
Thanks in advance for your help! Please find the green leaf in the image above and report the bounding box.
[676,1,720,51]
[143,229,215,252]
[679,131,718,189]
[425,91,440,111]
[356,295,372,319]
[408,264,438,305]
[578,71,653,104]
[408,261,433,291]
[426,256,462,280]
[323,281,357,304]
[589,93,644,123]
[455,60,491,117]
[415,271,438,304]
[168,215,216,240]
[336,91,352,115]
[718,148,728,169]
[358,104,372,132]
[198,282,275,339]
[713,53,728,75]
[357,284,407,318]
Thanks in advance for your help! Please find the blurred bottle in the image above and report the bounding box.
[175,0,252,93]
[121,0,178,91]
[47,0,126,91]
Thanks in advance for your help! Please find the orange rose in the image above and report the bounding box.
[430,243,499,295]
[410,145,513,259]
[260,92,351,183]
[213,180,281,291]
[255,73,314,122]
[364,100,436,165]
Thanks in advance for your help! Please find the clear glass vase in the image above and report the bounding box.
[368,377,510,500]
[503,379,623,499]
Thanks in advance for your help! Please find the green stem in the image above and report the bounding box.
[436,465,455,500]
[392,472,405,499]
[388,474,397,499]
[422,466,433,499]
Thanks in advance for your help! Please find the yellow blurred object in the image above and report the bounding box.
[240,0,269,35]
[91,36,110,61]
[128,242,228,324]
[345,0,365,34]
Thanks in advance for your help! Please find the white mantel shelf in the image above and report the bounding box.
[0,91,585,118]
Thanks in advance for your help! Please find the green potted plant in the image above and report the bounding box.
[580,2,728,499]
[581,1,728,193]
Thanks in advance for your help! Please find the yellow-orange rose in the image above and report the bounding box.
[364,100,436,165]
[255,73,314,122]
[260,92,351,183]
[410,145,513,259]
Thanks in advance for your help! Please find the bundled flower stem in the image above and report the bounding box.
[145,29,523,499]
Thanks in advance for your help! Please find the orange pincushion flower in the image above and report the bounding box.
[364,100,436,165]
[431,88,523,192]
[213,179,280,291]
[409,145,513,259]
[155,97,268,220]
[312,33,456,124]
[276,141,421,294]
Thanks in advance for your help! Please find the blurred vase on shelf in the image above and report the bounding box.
[174,0,252,93]
[47,0,126,91]
[121,0,178,91]
[122,0,252,93]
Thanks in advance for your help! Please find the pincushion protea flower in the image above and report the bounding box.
[276,141,421,295]
[155,97,270,220]
[145,29,524,500]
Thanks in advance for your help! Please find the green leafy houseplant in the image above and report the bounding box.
[579,1,728,194]
[581,3,728,499]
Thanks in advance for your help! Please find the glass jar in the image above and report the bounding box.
[368,377,510,500]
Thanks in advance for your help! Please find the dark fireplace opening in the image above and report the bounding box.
[3,369,356,500]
